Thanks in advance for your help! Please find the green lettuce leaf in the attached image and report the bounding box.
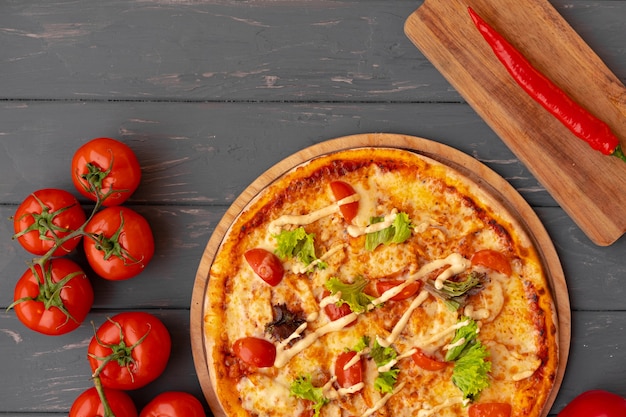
[375,368,400,394]
[325,276,374,314]
[424,271,486,311]
[350,335,371,353]
[444,317,479,362]
[371,339,399,393]
[365,212,413,251]
[370,339,397,366]
[451,341,491,401]
[290,375,329,417]
[274,227,325,268]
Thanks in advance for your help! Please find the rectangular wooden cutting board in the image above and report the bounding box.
[405,0,626,246]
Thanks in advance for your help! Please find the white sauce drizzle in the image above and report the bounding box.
[347,208,398,238]
[276,322,308,350]
[398,348,417,360]
[376,346,421,373]
[512,358,541,381]
[360,382,406,417]
[421,319,470,346]
[377,358,397,374]
[369,253,471,309]
[268,194,359,235]
[291,243,345,274]
[343,348,369,370]
[337,382,364,396]
[444,337,465,351]
[377,290,429,347]
[272,253,472,368]
[322,376,337,393]
[432,253,472,289]
[319,292,341,309]
[464,304,490,321]
[274,312,357,368]
[512,370,535,381]
[417,396,470,417]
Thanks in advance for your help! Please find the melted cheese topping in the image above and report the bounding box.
[269,194,359,235]
[347,208,398,237]
[417,397,469,417]
[361,382,407,417]
[207,149,557,417]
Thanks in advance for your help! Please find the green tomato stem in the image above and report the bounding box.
[93,376,116,417]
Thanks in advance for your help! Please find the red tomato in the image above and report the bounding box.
[11,258,94,335]
[140,391,206,417]
[88,312,171,390]
[296,403,317,417]
[412,348,447,371]
[83,206,154,280]
[330,181,359,224]
[70,387,138,417]
[471,249,512,276]
[375,280,422,301]
[72,137,141,206]
[557,390,626,417]
[468,403,512,417]
[244,248,284,286]
[322,290,357,327]
[335,351,363,388]
[13,188,86,256]
[232,337,276,368]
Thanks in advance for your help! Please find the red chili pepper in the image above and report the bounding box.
[468,7,626,163]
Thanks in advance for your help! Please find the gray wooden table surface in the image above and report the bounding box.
[1,1,625,416]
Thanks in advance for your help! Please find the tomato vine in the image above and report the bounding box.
[9,138,154,416]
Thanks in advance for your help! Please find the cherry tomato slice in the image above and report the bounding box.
[298,404,315,417]
[244,248,284,286]
[468,403,512,417]
[375,280,422,301]
[330,181,359,224]
[335,351,363,388]
[412,348,447,371]
[471,249,512,276]
[322,290,356,327]
[557,390,626,417]
[233,337,276,368]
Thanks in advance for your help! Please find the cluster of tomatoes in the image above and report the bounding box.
[9,138,206,417]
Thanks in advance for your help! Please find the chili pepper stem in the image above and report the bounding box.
[612,145,626,163]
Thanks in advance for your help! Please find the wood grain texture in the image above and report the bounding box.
[1,0,625,415]
[0,1,623,102]
[0,101,552,207]
[405,0,626,245]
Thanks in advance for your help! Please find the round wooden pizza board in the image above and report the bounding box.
[190,133,571,417]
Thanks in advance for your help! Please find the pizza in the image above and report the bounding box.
[203,146,559,417]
